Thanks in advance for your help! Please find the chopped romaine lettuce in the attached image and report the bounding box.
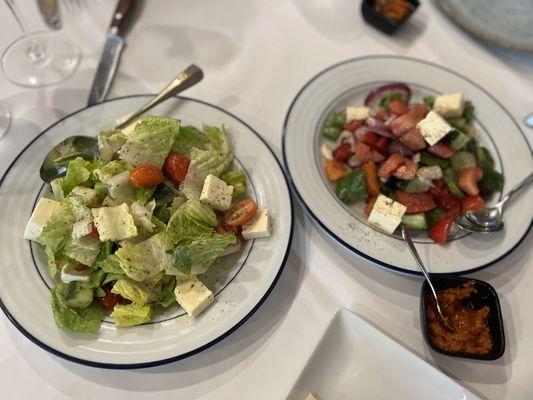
[166,200,217,244]
[167,233,236,276]
[157,276,177,308]
[36,200,76,254]
[115,232,170,281]
[51,289,104,333]
[111,303,152,328]
[203,124,231,153]
[92,203,138,242]
[96,254,123,274]
[180,148,232,199]
[111,272,164,305]
[172,125,206,154]
[98,129,127,162]
[118,116,179,168]
[130,200,156,232]
[93,160,128,183]
[135,187,156,205]
[221,170,246,198]
[105,170,136,204]
[64,235,101,267]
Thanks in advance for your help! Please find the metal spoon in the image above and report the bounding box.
[39,64,204,184]
[400,224,455,332]
[464,172,533,232]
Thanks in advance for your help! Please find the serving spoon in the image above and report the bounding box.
[39,64,203,184]
[400,224,455,332]
[456,172,533,233]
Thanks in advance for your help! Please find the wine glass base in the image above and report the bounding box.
[2,31,81,87]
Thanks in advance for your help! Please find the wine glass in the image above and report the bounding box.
[1,0,81,87]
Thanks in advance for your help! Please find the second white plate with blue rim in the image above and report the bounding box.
[0,95,293,368]
[282,55,532,275]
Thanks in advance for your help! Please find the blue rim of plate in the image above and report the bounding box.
[0,95,294,369]
[282,54,532,276]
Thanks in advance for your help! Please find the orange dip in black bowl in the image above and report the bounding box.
[420,277,505,360]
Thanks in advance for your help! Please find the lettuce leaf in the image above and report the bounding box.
[157,276,177,308]
[111,303,152,328]
[111,272,164,305]
[64,235,101,267]
[203,124,231,153]
[93,160,128,183]
[118,116,179,168]
[98,129,127,162]
[166,200,217,244]
[180,148,232,199]
[115,232,170,281]
[51,289,104,333]
[221,170,246,198]
[37,201,76,254]
[172,125,206,154]
[135,187,156,205]
[166,233,236,276]
[96,254,123,274]
[130,200,156,232]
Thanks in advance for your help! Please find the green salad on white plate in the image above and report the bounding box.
[24,116,271,333]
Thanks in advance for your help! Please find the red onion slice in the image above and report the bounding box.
[364,83,412,109]
[354,126,369,140]
[336,130,354,146]
[387,141,414,157]
[366,117,394,138]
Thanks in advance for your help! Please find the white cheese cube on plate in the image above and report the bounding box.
[24,198,60,241]
[242,208,270,240]
[367,194,407,235]
[433,92,465,118]
[72,217,93,239]
[321,144,333,160]
[174,277,214,318]
[346,106,370,122]
[92,203,138,241]
[417,111,453,146]
[200,174,233,211]
[417,165,443,181]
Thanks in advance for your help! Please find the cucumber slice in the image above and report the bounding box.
[427,208,445,228]
[57,282,94,310]
[403,177,429,193]
[443,168,465,199]
[402,213,428,230]
[449,131,472,150]
[451,151,477,172]
[420,152,451,169]
[448,118,466,130]
[475,147,494,169]
[463,104,475,123]
[461,124,477,138]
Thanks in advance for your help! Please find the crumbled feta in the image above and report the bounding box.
[242,208,271,240]
[417,165,443,181]
[24,198,60,241]
[417,111,453,146]
[433,92,465,118]
[92,203,138,241]
[174,277,214,318]
[346,106,370,121]
[367,194,407,235]
[199,174,234,211]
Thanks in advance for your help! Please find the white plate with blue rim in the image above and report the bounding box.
[283,55,532,275]
[285,308,480,400]
[0,95,293,369]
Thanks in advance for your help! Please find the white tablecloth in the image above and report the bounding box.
[1,1,532,399]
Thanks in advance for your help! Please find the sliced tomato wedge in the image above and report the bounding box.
[434,187,461,212]
[362,161,380,196]
[378,153,405,180]
[163,153,190,184]
[389,99,408,115]
[343,120,363,132]
[396,191,437,214]
[324,159,348,182]
[225,198,258,227]
[428,216,454,245]
[462,195,485,212]
[399,128,426,151]
[458,167,483,196]
[332,143,353,163]
[97,283,123,311]
[427,142,456,159]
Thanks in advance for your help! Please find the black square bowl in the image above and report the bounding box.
[361,0,419,35]
[420,276,505,361]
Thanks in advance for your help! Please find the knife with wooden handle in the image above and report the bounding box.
[87,0,136,106]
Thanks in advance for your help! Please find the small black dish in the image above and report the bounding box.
[420,276,505,361]
[361,0,419,35]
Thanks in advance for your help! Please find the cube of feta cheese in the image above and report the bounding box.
[321,144,333,160]
[242,208,270,240]
[416,165,443,181]
[417,111,453,146]
[199,174,234,211]
[367,194,407,235]
[24,198,60,241]
[346,106,370,122]
[174,277,214,318]
[92,203,138,241]
[72,217,93,239]
[433,92,465,118]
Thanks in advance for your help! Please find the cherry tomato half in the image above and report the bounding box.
[130,164,165,188]
[224,198,258,227]
[97,283,123,311]
[164,153,190,184]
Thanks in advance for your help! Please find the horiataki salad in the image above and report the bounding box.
[321,83,503,244]
[24,116,271,333]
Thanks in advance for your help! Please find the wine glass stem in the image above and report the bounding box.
[5,0,27,34]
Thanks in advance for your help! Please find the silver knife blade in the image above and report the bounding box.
[87,35,124,106]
